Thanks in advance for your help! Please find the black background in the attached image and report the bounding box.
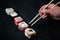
[0,0,60,40]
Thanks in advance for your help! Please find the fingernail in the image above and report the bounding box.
[41,10,43,12]
[41,10,46,13]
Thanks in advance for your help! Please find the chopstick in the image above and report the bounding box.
[31,1,60,26]
[29,0,54,24]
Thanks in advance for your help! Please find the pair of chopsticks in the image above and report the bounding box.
[29,0,60,26]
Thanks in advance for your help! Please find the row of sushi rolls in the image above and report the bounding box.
[5,8,36,39]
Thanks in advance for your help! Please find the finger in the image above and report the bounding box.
[41,9,51,14]
[38,5,46,12]
[39,13,42,16]
[39,4,55,12]
[47,4,55,9]
[39,12,44,16]
[42,15,47,19]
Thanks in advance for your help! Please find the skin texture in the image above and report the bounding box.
[38,4,60,20]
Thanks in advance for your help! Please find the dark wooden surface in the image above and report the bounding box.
[0,0,60,40]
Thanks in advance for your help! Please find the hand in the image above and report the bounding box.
[38,4,60,20]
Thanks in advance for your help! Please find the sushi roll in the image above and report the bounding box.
[9,12,18,17]
[25,28,36,39]
[14,16,23,25]
[5,8,14,15]
[18,22,29,30]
